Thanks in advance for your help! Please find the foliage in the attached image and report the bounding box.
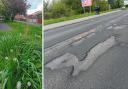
[111,0,124,9]
[44,9,115,25]
[61,0,82,14]
[44,0,49,12]
[0,0,29,21]
[44,1,74,19]
[44,12,95,25]
[0,22,42,89]
[44,0,124,20]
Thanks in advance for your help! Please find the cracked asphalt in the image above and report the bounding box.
[44,10,128,89]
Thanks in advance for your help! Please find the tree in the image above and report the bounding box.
[44,0,49,12]
[111,0,123,9]
[0,0,30,21]
[44,1,74,19]
[0,0,5,15]
[61,0,82,14]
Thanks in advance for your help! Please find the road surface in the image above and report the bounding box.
[44,10,128,89]
[0,23,11,30]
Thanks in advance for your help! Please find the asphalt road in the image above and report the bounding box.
[44,10,128,89]
[0,23,11,30]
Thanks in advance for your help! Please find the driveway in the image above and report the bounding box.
[0,23,11,30]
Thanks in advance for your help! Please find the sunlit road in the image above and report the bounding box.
[44,10,128,89]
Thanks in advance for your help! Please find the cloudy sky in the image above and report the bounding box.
[27,0,42,15]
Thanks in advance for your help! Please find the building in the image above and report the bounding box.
[0,16,4,22]
[27,11,42,24]
[14,13,26,21]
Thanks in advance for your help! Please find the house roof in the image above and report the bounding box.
[27,11,42,19]
[29,11,42,16]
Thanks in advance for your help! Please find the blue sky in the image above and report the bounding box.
[27,0,42,15]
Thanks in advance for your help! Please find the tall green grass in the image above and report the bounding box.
[0,22,42,89]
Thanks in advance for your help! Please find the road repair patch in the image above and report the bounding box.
[72,36,116,76]
[45,28,97,64]
[45,36,116,76]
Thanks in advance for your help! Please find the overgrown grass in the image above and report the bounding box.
[0,22,42,89]
[44,9,115,25]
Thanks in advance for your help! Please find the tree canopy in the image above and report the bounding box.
[0,0,30,21]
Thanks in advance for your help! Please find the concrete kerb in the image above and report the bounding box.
[44,10,121,31]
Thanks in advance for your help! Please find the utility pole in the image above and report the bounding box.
[108,4,111,10]
[89,6,91,13]
[83,7,85,14]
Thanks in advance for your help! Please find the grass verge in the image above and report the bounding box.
[44,9,115,25]
[0,22,42,89]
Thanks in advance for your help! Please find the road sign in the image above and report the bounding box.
[81,0,92,7]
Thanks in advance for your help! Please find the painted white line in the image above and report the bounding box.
[45,53,79,70]
[72,36,116,76]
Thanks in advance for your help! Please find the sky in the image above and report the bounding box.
[27,0,42,15]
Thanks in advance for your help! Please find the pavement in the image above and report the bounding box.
[0,23,11,30]
[44,10,128,89]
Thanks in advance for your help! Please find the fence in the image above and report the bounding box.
[0,16,4,22]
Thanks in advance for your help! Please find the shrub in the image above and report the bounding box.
[45,2,74,19]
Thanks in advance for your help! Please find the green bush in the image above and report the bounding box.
[44,12,53,19]
[45,2,74,19]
